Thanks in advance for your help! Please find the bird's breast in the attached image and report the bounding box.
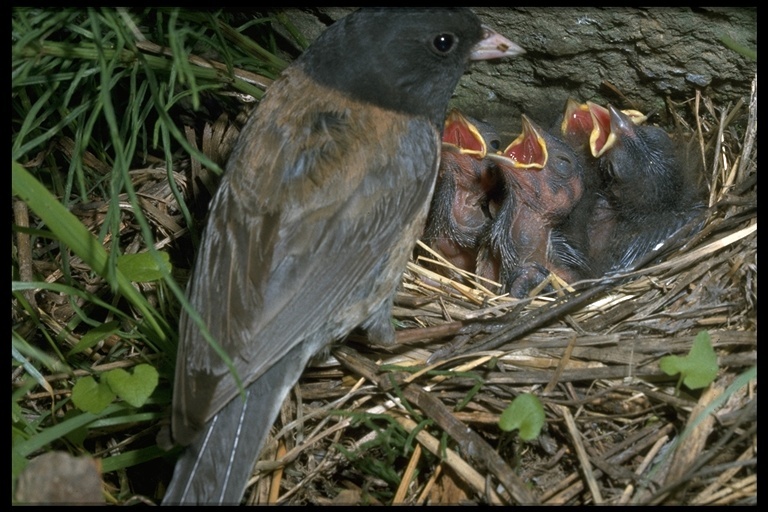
[224,66,440,220]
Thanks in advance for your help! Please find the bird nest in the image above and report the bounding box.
[233,86,756,504]
[13,79,756,504]
[240,88,757,505]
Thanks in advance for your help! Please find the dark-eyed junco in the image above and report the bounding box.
[478,115,586,297]
[162,8,523,505]
[420,109,500,280]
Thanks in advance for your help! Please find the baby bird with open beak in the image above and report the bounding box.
[478,115,587,297]
[419,109,500,282]
[588,105,706,275]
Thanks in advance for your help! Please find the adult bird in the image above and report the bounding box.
[162,8,523,504]
[419,109,500,282]
[478,115,586,297]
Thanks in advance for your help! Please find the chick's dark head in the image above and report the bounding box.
[490,115,585,221]
[598,105,685,217]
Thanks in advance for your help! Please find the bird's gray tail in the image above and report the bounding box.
[162,349,312,505]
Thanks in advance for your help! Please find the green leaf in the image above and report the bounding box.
[100,445,170,473]
[12,162,171,350]
[659,331,719,390]
[498,393,545,441]
[64,424,89,447]
[67,320,121,356]
[719,34,757,61]
[71,376,116,414]
[12,444,28,483]
[60,409,89,447]
[103,364,159,407]
[116,251,172,283]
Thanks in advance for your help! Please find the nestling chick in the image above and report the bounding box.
[420,109,500,281]
[478,115,586,297]
[588,105,706,275]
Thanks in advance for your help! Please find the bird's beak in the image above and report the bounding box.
[471,26,525,61]
[489,115,548,170]
[561,98,592,140]
[587,101,614,158]
[442,109,487,157]
[588,102,648,158]
[608,104,643,139]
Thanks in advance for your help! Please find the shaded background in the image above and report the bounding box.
[279,7,756,142]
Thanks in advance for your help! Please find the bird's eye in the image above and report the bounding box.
[489,139,501,151]
[433,33,456,53]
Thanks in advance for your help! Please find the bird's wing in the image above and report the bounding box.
[172,78,439,442]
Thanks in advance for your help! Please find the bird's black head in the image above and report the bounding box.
[297,8,490,128]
